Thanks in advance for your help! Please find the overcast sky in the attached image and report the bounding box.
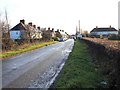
[0,0,119,34]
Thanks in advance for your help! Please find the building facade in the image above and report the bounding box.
[90,26,118,36]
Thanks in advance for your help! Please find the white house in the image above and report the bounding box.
[10,20,43,40]
[26,23,42,39]
[76,32,82,39]
[36,27,42,39]
[10,19,27,39]
[90,26,118,36]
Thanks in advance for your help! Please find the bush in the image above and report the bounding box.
[52,37,59,41]
[89,35,100,38]
[100,35,103,39]
[108,34,120,40]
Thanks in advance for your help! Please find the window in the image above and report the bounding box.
[16,32,18,34]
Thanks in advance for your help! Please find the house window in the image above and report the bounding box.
[16,32,18,34]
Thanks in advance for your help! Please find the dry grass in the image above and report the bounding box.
[0,41,57,60]
[84,37,120,50]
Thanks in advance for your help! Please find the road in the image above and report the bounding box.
[2,39,74,88]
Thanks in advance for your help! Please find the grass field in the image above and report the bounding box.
[0,41,56,59]
[52,39,103,88]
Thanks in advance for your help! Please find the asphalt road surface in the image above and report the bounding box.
[2,39,74,88]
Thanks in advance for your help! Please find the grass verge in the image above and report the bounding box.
[0,41,57,59]
[52,40,103,88]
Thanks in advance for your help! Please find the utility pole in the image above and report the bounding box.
[79,20,80,34]
[76,26,78,33]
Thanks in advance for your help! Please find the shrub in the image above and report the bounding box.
[100,35,103,39]
[108,34,120,40]
[52,37,59,41]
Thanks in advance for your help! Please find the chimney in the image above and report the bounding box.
[52,28,54,30]
[109,25,111,28]
[57,29,59,32]
[48,27,50,30]
[51,28,54,32]
[20,19,25,24]
[37,26,40,30]
[33,25,36,28]
[28,22,32,26]
[96,26,98,28]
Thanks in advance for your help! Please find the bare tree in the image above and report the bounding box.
[0,9,10,39]
[0,14,2,39]
[5,9,10,33]
[0,9,11,50]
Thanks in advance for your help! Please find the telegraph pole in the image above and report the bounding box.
[76,26,78,33]
[79,20,80,34]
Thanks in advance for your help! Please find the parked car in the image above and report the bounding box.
[59,37,64,42]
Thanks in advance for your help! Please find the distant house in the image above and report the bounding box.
[76,32,82,39]
[36,26,42,39]
[55,29,62,38]
[60,30,68,39]
[27,22,35,39]
[70,34,76,39]
[10,19,28,39]
[51,28,56,37]
[90,26,118,36]
[42,27,51,40]
[27,22,40,39]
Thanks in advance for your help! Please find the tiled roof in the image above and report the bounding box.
[90,28,118,33]
[10,23,27,31]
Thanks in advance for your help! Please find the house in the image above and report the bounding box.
[26,22,42,39]
[55,29,62,38]
[36,26,42,39]
[42,27,51,40]
[70,34,76,39]
[10,19,43,40]
[27,22,35,39]
[76,31,82,39]
[10,19,68,40]
[59,30,69,40]
[51,28,56,37]
[90,26,118,37]
[10,19,28,39]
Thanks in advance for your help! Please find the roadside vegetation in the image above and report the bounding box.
[84,37,120,50]
[0,41,57,59]
[83,38,120,88]
[52,39,104,88]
